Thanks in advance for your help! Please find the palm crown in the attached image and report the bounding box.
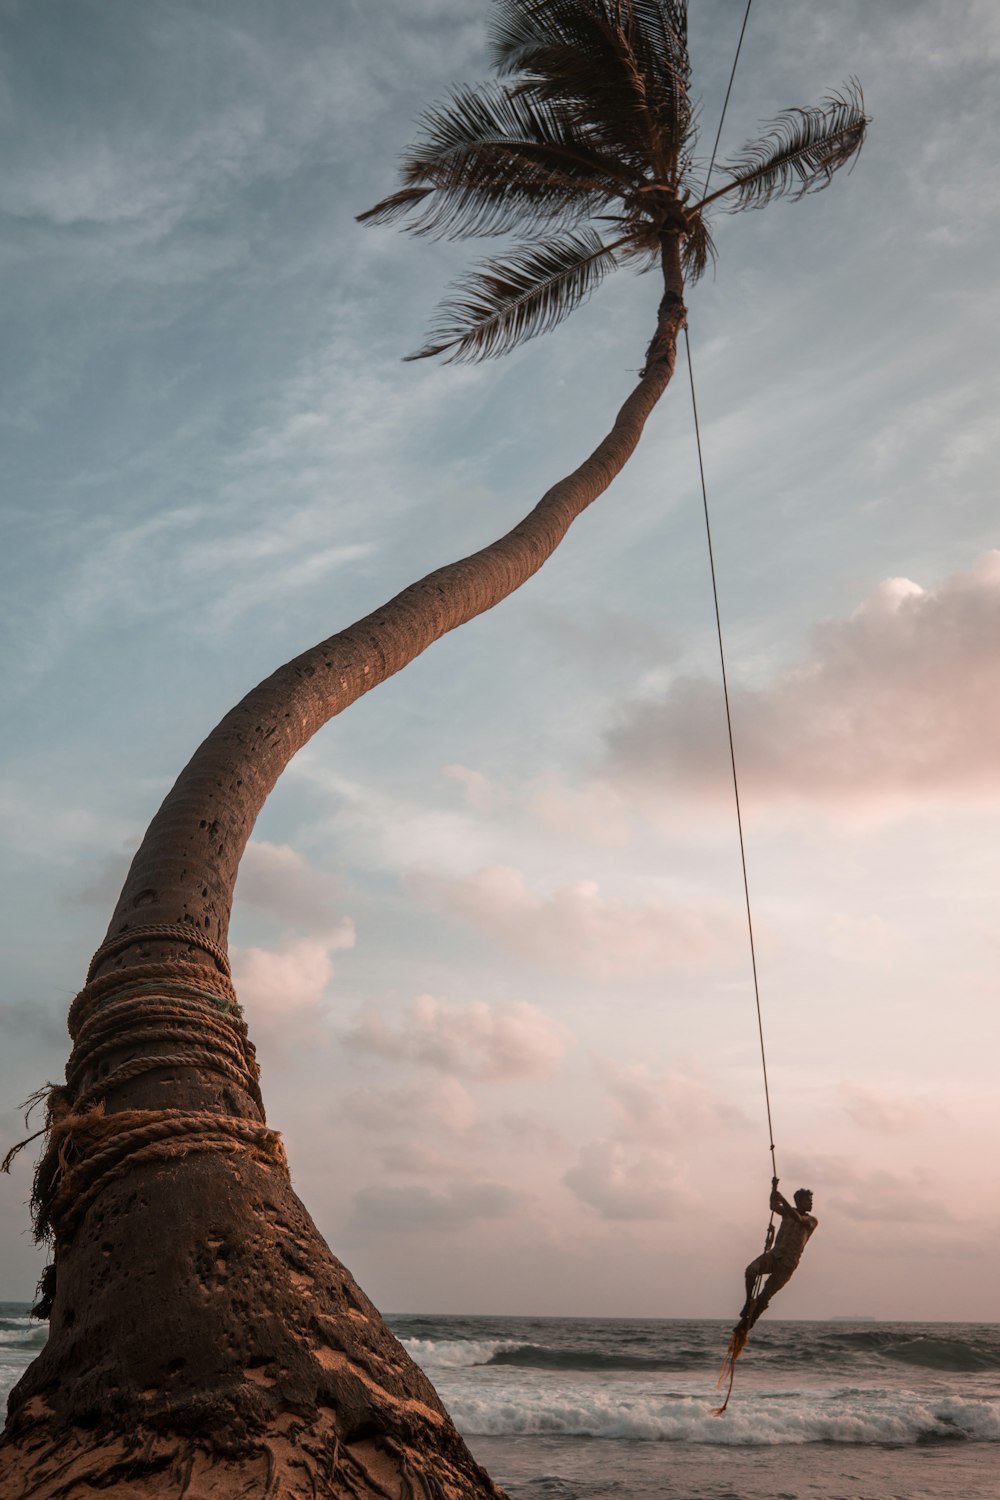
[360,0,867,362]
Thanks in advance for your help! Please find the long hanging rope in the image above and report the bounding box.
[687,334,776,1413]
[702,0,754,199]
[677,0,779,1414]
[684,0,774,1179]
[684,335,775,1183]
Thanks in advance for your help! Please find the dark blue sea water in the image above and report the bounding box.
[3,1306,998,1497]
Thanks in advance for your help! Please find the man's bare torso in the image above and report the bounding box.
[772,1211,817,1270]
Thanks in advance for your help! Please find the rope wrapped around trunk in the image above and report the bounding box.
[35,1104,288,1244]
[2,956,288,1316]
[85,922,233,983]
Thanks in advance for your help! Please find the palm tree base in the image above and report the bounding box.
[0,1422,492,1499]
[0,1155,503,1500]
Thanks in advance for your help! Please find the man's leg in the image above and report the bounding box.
[746,1264,793,1329]
[741,1252,773,1320]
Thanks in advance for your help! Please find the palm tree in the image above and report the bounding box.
[0,3,866,1496]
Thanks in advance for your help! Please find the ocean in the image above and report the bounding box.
[2,1306,998,1497]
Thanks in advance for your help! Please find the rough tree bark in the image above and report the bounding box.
[0,254,686,1499]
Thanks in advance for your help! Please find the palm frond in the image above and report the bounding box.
[363,7,867,367]
[680,211,715,282]
[407,229,628,362]
[357,186,434,229]
[627,1,691,91]
[612,1,695,176]
[492,0,687,80]
[491,1,694,172]
[698,80,868,214]
[630,1,688,51]
[358,82,634,240]
[490,0,606,72]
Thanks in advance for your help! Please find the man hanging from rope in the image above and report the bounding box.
[740,1178,817,1328]
[713,1178,818,1414]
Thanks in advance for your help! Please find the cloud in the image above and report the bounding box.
[230,841,355,1035]
[841,1083,936,1135]
[829,1168,948,1225]
[606,553,1000,811]
[442,763,492,812]
[69,846,134,910]
[1,11,388,242]
[0,780,121,862]
[344,994,564,1080]
[600,1061,748,1145]
[529,777,630,847]
[232,929,353,1040]
[523,605,679,677]
[826,913,903,964]
[344,1076,478,1138]
[416,865,740,979]
[234,840,347,937]
[350,1177,526,1235]
[378,1141,464,1176]
[563,1140,686,1222]
[781,1152,949,1228]
[500,1111,569,1154]
[0,996,68,1049]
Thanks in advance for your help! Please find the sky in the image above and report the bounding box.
[1,0,998,1323]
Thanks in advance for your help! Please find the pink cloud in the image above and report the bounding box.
[829,1168,948,1225]
[235,839,346,935]
[414,864,740,979]
[841,1082,937,1135]
[231,927,354,1043]
[350,1178,527,1235]
[345,993,564,1080]
[780,1152,950,1228]
[344,1076,478,1138]
[529,776,630,847]
[563,1140,686,1221]
[600,1060,748,1144]
[606,552,1000,809]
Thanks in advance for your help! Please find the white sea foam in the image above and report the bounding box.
[0,1356,37,1413]
[0,1325,47,1348]
[401,1336,524,1370]
[437,1379,1000,1446]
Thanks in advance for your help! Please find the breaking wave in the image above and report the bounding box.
[0,1320,47,1352]
[853,1335,999,1373]
[400,1336,523,1370]
[442,1385,1000,1446]
[402,1329,1000,1378]
[487,1345,685,1372]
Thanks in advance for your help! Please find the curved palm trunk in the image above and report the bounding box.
[0,261,685,1498]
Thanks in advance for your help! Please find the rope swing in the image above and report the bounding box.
[673,0,793,1413]
[686,320,780,1417]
